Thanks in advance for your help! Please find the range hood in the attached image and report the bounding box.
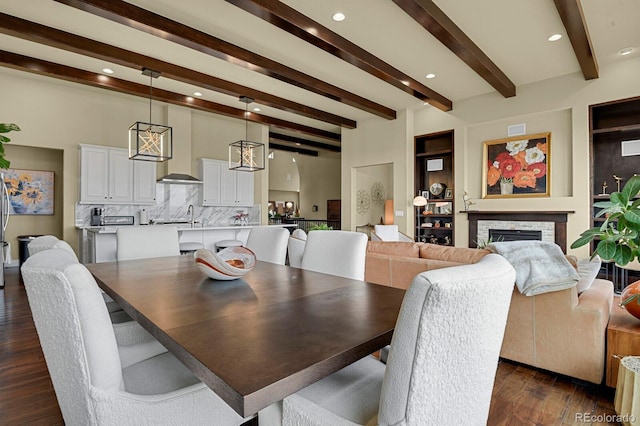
[157,173,202,184]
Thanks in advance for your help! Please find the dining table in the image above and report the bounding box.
[86,255,406,419]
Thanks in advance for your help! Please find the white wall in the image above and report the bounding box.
[342,109,413,233]
[0,68,271,248]
[342,56,640,257]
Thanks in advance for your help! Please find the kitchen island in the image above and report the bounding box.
[80,224,296,263]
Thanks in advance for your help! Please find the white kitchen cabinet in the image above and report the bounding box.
[200,158,253,206]
[108,149,134,203]
[80,144,156,205]
[200,158,223,205]
[133,160,157,204]
[80,145,109,203]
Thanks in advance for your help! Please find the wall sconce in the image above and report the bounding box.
[229,96,265,172]
[129,68,173,162]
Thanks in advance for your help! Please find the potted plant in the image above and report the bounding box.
[572,175,640,316]
[572,175,640,266]
[0,123,20,169]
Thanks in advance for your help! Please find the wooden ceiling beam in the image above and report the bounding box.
[0,50,340,142]
[552,0,599,80]
[269,143,318,157]
[392,0,516,98]
[226,0,452,112]
[269,132,340,152]
[54,0,397,120]
[0,13,356,129]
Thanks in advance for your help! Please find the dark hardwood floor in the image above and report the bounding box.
[0,267,619,425]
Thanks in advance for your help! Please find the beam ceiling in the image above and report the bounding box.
[0,13,356,129]
[269,132,340,153]
[392,0,516,98]
[269,143,318,157]
[0,50,340,142]
[225,0,452,112]
[54,0,398,120]
[552,0,599,80]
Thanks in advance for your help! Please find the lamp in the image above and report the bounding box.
[412,195,427,207]
[129,68,172,162]
[413,195,428,217]
[384,199,394,225]
[229,96,265,172]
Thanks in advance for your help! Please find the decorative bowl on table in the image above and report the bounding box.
[194,247,256,280]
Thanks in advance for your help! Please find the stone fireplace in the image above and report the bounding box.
[467,211,573,252]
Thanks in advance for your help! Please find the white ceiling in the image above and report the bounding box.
[0,0,638,141]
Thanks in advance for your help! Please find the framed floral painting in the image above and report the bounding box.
[482,132,550,198]
[3,169,55,215]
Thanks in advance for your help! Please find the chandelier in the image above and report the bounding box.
[229,96,265,172]
[129,68,173,162]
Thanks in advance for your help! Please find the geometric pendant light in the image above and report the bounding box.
[129,68,173,162]
[229,96,265,172]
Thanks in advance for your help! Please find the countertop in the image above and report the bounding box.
[79,223,296,234]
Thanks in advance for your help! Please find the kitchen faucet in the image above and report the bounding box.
[187,204,194,228]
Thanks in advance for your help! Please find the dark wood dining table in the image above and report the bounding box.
[86,255,406,418]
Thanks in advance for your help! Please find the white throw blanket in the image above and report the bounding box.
[487,241,579,296]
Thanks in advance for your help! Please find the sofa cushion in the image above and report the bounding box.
[576,256,601,294]
[419,243,489,264]
[367,241,420,258]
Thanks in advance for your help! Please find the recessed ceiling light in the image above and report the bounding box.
[423,102,430,106]
[186,96,194,102]
[253,107,261,112]
[296,143,301,146]
[332,12,345,22]
[619,47,635,56]
[425,73,436,79]
[401,80,410,86]
[193,91,202,97]
[102,68,114,74]
[548,34,562,42]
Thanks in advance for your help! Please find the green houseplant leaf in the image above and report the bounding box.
[573,175,640,266]
[0,123,20,169]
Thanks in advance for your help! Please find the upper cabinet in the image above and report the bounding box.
[80,144,156,205]
[200,158,254,207]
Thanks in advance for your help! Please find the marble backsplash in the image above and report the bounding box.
[75,183,261,227]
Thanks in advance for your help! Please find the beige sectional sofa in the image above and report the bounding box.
[364,241,614,384]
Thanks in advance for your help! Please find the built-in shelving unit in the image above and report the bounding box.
[414,130,454,245]
[589,96,640,283]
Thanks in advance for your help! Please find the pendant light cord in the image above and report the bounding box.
[149,74,153,123]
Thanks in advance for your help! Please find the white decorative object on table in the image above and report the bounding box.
[195,247,256,280]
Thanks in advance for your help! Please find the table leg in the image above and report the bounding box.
[241,416,258,426]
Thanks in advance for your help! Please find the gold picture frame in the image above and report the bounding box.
[482,132,551,199]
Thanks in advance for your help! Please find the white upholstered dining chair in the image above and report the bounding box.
[116,226,180,261]
[245,226,290,265]
[287,229,307,268]
[371,224,413,242]
[300,230,368,280]
[22,248,250,426]
[26,234,130,319]
[28,235,77,257]
[282,254,516,426]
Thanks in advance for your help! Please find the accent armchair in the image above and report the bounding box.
[371,225,412,242]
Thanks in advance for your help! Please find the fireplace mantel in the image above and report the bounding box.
[466,211,574,252]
